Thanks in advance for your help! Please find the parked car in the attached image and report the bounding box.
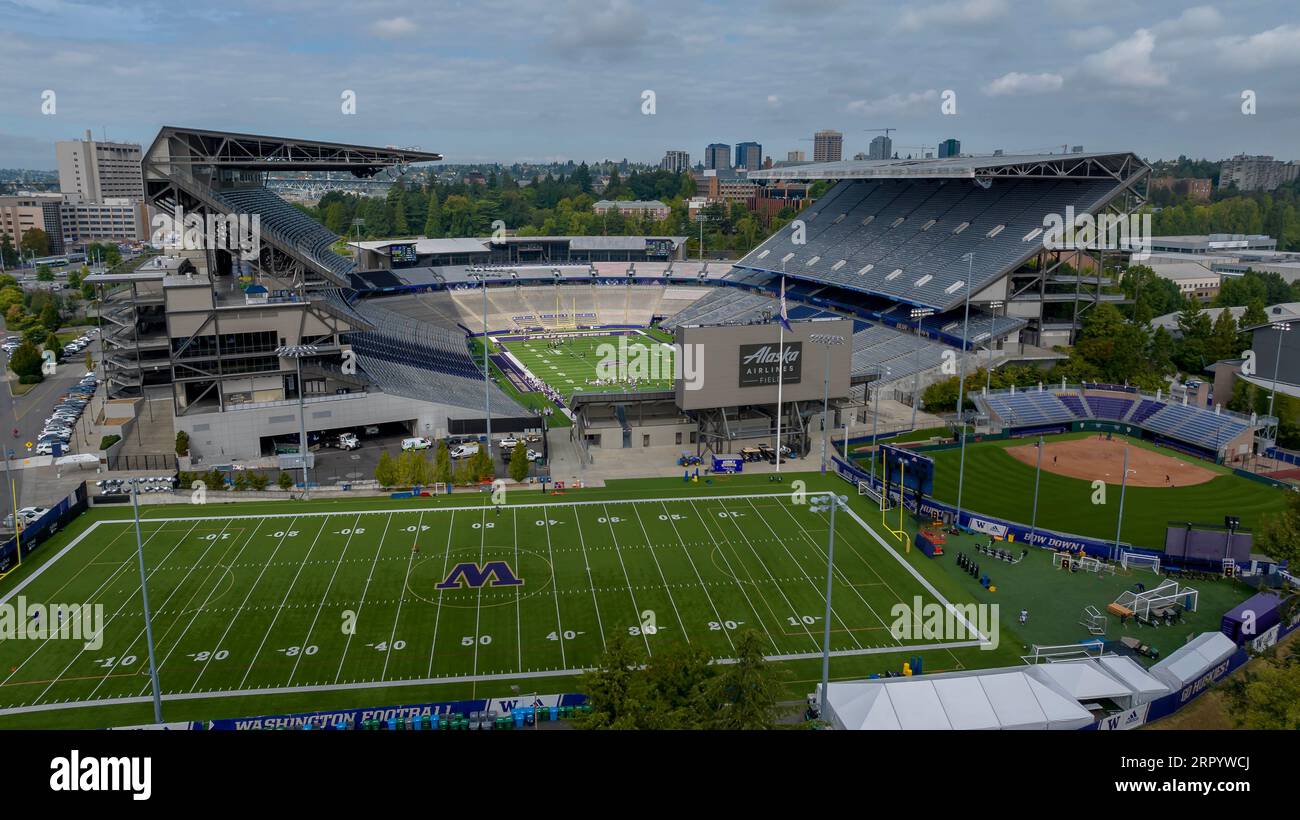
[337,433,360,450]
[498,436,520,450]
[449,442,480,459]
[401,437,432,451]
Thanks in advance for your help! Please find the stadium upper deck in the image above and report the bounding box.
[742,151,1148,313]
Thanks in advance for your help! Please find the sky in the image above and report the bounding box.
[1,0,1298,169]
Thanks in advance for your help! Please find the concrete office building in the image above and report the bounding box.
[57,131,145,201]
[813,130,843,163]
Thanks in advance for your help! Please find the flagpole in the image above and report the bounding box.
[775,274,786,473]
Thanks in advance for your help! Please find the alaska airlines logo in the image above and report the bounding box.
[436,561,524,590]
[740,344,800,366]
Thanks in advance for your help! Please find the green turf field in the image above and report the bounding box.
[912,432,1289,551]
[500,331,675,399]
[0,480,986,726]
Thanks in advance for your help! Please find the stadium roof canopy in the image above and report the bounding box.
[146,126,441,174]
[747,151,1145,182]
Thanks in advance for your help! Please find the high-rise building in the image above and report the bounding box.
[734,141,762,171]
[0,193,65,255]
[787,150,806,162]
[938,138,961,159]
[56,130,144,201]
[660,150,690,173]
[867,135,892,160]
[1220,155,1300,192]
[705,143,731,171]
[813,130,843,163]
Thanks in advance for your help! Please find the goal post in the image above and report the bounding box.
[1120,551,1161,574]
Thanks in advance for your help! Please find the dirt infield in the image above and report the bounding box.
[1005,436,1219,487]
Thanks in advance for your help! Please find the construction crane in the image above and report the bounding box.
[895,144,936,159]
[862,128,896,139]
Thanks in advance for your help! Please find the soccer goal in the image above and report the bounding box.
[1120,551,1161,574]
[1053,552,1116,575]
[1113,579,1199,621]
[858,480,891,511]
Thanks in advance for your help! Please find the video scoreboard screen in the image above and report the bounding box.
[879,444,935,497]
[389,243,418,267]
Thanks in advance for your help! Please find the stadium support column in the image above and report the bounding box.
[954,253,973,526]
[131,478,164,724]
[1112,447,1130,561]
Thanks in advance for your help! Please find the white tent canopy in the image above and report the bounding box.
[1096,656,1170,706]
[1028,661,1132,702]
[1149,631,1237,691]
[824,669,1093,731]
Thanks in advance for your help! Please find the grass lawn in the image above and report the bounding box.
[500,331,675,399]
[921,432,1288,551]
[0,473,1016,728]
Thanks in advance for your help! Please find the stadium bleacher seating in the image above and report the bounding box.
[1086,395,1134,421]
[981,391,1077,426]
[1141,403,1248,451]
[214,186,354,279]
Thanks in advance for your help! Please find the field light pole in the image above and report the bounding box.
[809,493,848,721]
[954,253,974,527]
[475,272,493,457]
[276,345,317,499]
[869,366,890,486]
[1267,322,1291,423]
[810,334,845,474]
[1113,447,1131,561]
[1030,435,1043,539]
[130,478,164,724]
[985,300,1003,392]
[909,307,934,430]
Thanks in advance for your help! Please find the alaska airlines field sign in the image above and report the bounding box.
[738,342,802,387]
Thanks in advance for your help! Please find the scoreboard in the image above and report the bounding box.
[389,243,418,267]
[879,444,935,496]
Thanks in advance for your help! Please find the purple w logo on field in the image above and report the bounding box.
[436,561,524,590]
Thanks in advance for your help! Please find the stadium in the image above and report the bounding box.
[1,126,1296,734]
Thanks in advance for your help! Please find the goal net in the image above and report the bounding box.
[858,480,891,511]
[1120,552,1161,573]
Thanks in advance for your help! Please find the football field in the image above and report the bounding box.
[0,492,979,717]
[500,331,675,398]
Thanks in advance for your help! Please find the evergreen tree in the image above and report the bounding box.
[508,440,529,482]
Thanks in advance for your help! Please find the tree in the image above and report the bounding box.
[40,301,60,331]
[1225,651,1300,730]
[470,447,494,482]
[423,188,442,237]
[278,471,294,490]
[35,264,53,282]
[175,431,190,456]
[42,332,62,363]
[709,630,787,729]
[508,440,529,482]
[374,451,398,487]
[8,340,42,379]
[1253,491,1300,565]
[576,634,644,729]
[18,228,49,257]
[434,440,452,485]
[0,234,17,268]
[1241,298,1269,330]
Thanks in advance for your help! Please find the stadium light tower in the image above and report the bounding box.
[954,253,974,527]
[810,334,846,474]
[471,271,494,457]
[809,492,849,722]
[1268,322,1291,422]
[869,365,891,486]
[129,476,164,724]
[908,307,935,429]
[276,344,318,498]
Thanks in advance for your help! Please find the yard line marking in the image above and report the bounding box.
[743,497,865,650]
[646,502,733,653]
[90,520,248,700]
[471,508,487,677]
[687,500,783,653]
[626,503,691,645]
[22,519,203,703]
[570,506,607,652]
[512,507,523,675]
[775,498,901,641]
[286,513,364,685]
[334,512,395,683]
[234,516,331,689]
[425,509,456,679]
[0,639,987,718]
[381,510,422,681]
[540,504,567,668]
[713,498,820,651]
[600,504,652,654]
[187,518,302,693]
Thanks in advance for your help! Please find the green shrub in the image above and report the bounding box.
[98,434,121,450]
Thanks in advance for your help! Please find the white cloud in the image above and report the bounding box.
[983,71,1064,96]
[1156,5,1224,37]
[1065,25,1112,49]
[1083,28,1168,88]
[369,17,418,39]
[1216,24,1300,70]
[898,0,1008,32]
[845,89,939,116]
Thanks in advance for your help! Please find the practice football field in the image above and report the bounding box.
[500,331,675,398]
[0,492,977,717]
